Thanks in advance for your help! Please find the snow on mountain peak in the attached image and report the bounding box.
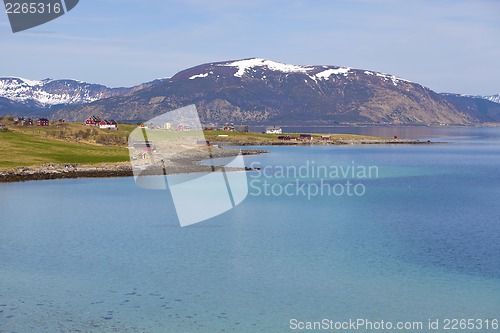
[218,58,411,86]
[0,77,112,107]
[0,76,42,87]
[221,58,315,77]
[189,72,210,80]
[17,77,43,86]
[362,70,411,86]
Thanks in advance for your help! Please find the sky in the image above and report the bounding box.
[0,0,499,95]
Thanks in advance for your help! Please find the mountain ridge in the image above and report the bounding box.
[2,58,500,125]
[478,94,500,104]
[0,77,129,113]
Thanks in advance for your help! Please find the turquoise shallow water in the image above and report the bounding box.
[1,130,500,332]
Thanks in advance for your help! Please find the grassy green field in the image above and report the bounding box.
[0,119,389,169]
[204,130,388,142]
[0,121,132,168]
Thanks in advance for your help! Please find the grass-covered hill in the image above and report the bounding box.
[0,116,133,168]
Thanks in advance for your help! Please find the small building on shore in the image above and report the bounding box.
[299,133,313,141]
[266,126,282,134]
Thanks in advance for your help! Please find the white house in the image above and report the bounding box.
[98,119,118,130]
[266,126,282,134]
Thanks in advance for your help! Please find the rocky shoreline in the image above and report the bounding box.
[0,163,134,183]
[0,149,266,183]
[212,139,437,146]
[0,139,439,183]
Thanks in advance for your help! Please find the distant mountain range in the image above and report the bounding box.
[1,58,499,125]
[0,77,128,116]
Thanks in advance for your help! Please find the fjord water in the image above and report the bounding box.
[1,128,500,332]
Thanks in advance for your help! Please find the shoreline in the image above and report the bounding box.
[0,139,439,183]
[0,149,266,183]
[0,163,134,183]
[211,138,439,146]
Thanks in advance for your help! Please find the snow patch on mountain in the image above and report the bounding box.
[307,75,318,84]
[0,77,113,106]
[373,72,410,86]
[314,67,351,80]
[189,73,210,80]
[459,93,500,104]
[221,58,315,77]
[14,77,42,86]
[483,94,500,104]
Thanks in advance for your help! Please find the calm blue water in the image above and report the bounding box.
[1,128,500,332]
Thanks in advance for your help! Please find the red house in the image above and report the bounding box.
[37,118,49,126]
[85,116,101,126]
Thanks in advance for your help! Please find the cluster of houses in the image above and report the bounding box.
[162,120,330,142]
[139,121,195,131]
[14,117,34,126]
[93,120,283,135]
[10,117,56,126]
[84,116,118,130]
[3,114,331,143]
[204,123,249,132]
[265,126,329,141]
[3,115,120,130]
[137,121,250,133]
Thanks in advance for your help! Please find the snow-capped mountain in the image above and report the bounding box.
[4,58,500,125]
[178,57,411,86]
[0,77,127,107]
[481,94,500,104]
[459,93,500,105]
[50,58,500,125]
